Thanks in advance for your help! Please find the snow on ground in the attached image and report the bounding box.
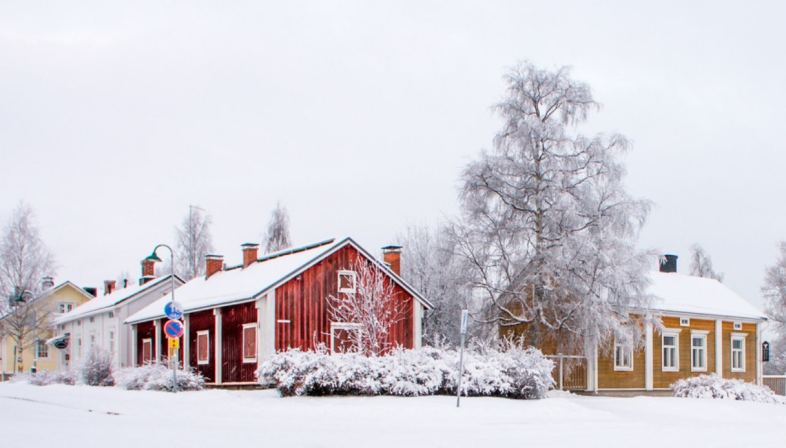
[1,382,785,448]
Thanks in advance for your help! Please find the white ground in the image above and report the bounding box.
[2,383,785,448]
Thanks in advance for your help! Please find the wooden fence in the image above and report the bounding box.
[546,355,587,391]
[763,375,786,396]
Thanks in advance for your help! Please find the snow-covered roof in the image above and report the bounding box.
[648,271,766,320]
[56,275,178,324]
[126,237,432,324]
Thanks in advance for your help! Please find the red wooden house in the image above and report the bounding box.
[126,237,432,385]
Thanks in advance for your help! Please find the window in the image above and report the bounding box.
[141,338,152,364]
[733,321,742,331]
[731,334,746,372]
[58,302,74,314]
[331,323,362,353]
[77,337,82,357]
[662,331,679,372]
[90,334,96,348]
[691,332,708,371]
[109,331,115,353]
[197,330,210,365]
[108,311,114,318]
[89,317,95,323]
[36,340,49,359]
[613,340,633,371]
[242,323,257,363]
[680,317,690,327]
[337,270,357,294]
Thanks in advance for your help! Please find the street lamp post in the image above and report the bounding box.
[146,244,178,392]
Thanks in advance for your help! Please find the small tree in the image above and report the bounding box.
[327,259,408,356]
[263,202,292,253]
[0,203,55,372]
[763,242,786,374]
[81,346,114,386]
[689,244,724,282]
[175,205,214,280]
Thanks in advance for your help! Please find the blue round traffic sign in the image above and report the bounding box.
[164,301,184,320]
[164,319,184,339]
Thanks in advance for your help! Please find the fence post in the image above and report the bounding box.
[559,356,564,391]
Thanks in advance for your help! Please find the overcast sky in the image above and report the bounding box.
[2,1,785,309]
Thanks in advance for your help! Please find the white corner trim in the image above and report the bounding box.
[715,320,723,377]
[214,309,222,384]
[645,323,653,391]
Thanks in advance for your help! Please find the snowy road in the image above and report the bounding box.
[1,382,785,448]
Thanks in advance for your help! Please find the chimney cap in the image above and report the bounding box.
[659,254,679,273]
[241,242,259,248]
[382,245,403,252]
[205,254,224,260]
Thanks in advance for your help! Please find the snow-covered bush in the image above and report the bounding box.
[258,343,554,399]
[115,364,205,392]
[24,370,77,386]
[81,347,115,386]
[673,374,786,404]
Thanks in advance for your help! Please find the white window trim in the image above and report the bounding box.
[733,321,743,331]
[731,333,747,373]
[679,317,690,327]
[36,339,49,359]
[337,270,358,294]
[196,330,210,365]
[613,340,634,372]
[661,330,680,372]
[690,331,708,372]
[141,338,152,364]
[330,322,362,353]
[241,323,257,363]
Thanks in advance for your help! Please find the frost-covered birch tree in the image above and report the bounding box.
[327,259,407,355]
[263,202,292,254]
[453,62,652,355]
[175,205,214,279]
[689,244,724,282]
[397,224,475,345]
[762,242,786,374]
[0,203,55,372]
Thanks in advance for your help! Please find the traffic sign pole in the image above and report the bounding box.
[457,309,469,408]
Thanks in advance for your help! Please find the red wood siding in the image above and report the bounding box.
[135,321,155,366]
[275,245,415,353]
[187,310,215,382]
[219,302,258,383]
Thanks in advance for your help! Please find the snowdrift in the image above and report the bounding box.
[258,344,554,399]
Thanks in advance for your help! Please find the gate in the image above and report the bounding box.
[546,355,587,391]
[763,375,786,395]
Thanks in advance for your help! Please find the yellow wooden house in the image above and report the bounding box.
[1,278,93,378]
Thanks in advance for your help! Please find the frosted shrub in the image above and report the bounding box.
[258,344,554,399]
[115,364,205,391]
[25,370,78,386]
[81,347,115,386]
[673,374,786,404]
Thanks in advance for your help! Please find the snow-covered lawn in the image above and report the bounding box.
[2,383,785,448]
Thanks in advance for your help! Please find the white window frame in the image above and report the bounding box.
[690,330,708,372]
[196,330,210,365]
[330,322,362,353]
[337,270,357,294]
[109,330,115,354]
[58,302,74,314]
[679,317,690,327]
[241,323,257,363]
[731,333,747,373]
[733,321,742,331]
[141,338,152,364]
[613,339,634,371]
[661,330,680,372]
[36,339,49,359]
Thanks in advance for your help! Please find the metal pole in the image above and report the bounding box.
[456,332,465,407]
[169,246,177,393]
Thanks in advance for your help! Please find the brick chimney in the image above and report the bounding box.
[241,243,259,268]
[382,245,402,276]
[104,280,116,296]
[206,254,224,279]
[140,258,156,285]
[41,276,55,290]
[659,254,678,273]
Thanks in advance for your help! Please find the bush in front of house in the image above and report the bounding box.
[673,374,785,404]
[14,370,77,386]
[114,364,205,391]
[258,342,554,399]
[81,347,115,386]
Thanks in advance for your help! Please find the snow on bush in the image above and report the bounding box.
[259,343,554,399]
[81,347,115,386]
[14,370,77,386]
[115,364,205,392]
[673,374,786,404]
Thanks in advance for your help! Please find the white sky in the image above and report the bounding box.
[2,1,785,310]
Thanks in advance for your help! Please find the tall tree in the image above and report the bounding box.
[397,224,474,345]
[688,244,724,281]
[453,62,651,354]
[762,242,786,374]
[0,203,55,372]
[175,205,214,280]
[263,202,292,253]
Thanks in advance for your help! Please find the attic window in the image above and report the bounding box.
[680,317,690,327]
[108,311,114,318]
[338,270,357,294]
[733,321,742,331]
